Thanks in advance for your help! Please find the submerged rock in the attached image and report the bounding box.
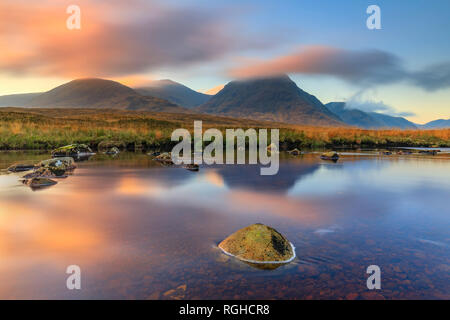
[7,162,36,172]
[419,150,439,155]
[153,152,174,165]
[22,167,67,179]
[148,151,161,157]
[184,164,199,172]
[98,140,125,152]
[266,143,279,154]
[287,148,302,156]
[38,157,76,171]
[320,151,339,161]
[218,223,295,265]
[105,146,120,155]
[23,177,57,189]
[52,144,94,157]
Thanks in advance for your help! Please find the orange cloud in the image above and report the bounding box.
[229,46,406,86]
[0,0,264,79]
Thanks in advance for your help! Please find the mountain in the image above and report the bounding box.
[136,80,211,108]
[0,93,43,106]
[421,119,450,129]
[25,78,186,112]
[326,102,417,129]
[196,75,343,126]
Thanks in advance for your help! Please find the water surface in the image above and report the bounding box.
[0,151,449,299]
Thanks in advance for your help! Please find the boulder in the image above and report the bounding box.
[218,223,295,265]
[183,164,199,172]
[320,151,339,161]
[23,177,57,188]
[7,162,36,172]
[22,167,67,179]
[38,157,76,171]
[266,143,279,154]
[52,144,93,157]
[148,151,161,157]
[98,140,125,152]
[105,146,120,155]
[153,152,174,165]
[287,148,301,156]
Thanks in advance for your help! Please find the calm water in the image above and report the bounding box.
[0,151,449,299]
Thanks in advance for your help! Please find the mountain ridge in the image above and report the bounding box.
[196,75,344,126]
[23,78,187,113]
[136,79,211,109]
[326,102,417,129]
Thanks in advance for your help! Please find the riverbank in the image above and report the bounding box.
[1,107,449,150]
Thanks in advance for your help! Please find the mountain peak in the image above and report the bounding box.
[197,76,343,126]
[136,79,211,108]
[24,78,185,112]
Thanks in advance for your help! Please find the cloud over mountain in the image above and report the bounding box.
[230,46,450,91]
[0,0,268,78]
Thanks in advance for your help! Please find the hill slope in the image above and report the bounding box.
[421,119,450,129]
[326,102,417,129]
[136,80,211,108]
[0,93,43,107]
[196,75,343,126]
[25,78,186,112]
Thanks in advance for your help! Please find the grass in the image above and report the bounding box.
[0,107,449,150]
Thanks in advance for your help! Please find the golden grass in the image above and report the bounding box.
[0,107,448,150]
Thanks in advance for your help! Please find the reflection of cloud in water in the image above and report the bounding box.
[288,159,450,197]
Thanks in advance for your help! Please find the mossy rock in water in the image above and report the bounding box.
[38,157,76,171]
[153,152,174,165]
[22,167,67,179]
[218,224,295,264]
[266,143,279,154]
[105,146,120,155]
[320,151,339,161]
[52,144,93,157]
[98,140,125,152]
[287,148,301,156]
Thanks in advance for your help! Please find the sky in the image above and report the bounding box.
[0,0,449,123]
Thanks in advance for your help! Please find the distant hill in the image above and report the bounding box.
[25,78,186,113]
[196,75,343,126]
[0,93,43,106]
[136,79,211,109]
[420,119,450,129]
[326,102,417,129]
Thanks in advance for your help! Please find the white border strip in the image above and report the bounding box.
[219,242,296,264]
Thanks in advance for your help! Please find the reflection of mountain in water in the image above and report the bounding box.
[215,162,320,193]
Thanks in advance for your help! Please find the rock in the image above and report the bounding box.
[153,152,174,166]
[98,140,125,152]
[38,157,76,171]
[148,151,161,157]
[266,143,279,154]
[419,150,439,155]
[22,167,67,179]
[23,177,57,189]
[51,144,94,157]
[184,164,199,172]
[7,162,36,172]
[105,146,120,155]
[320,151,339,161]
[287,148,301,156]
[218,223,295,265]
[381,151,392,155]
